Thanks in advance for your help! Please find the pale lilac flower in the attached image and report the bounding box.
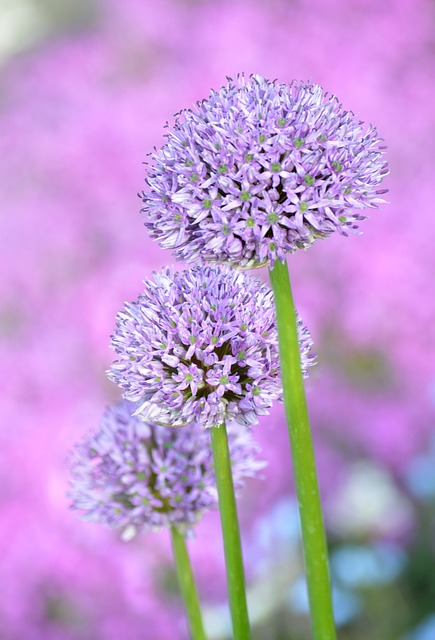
[141,74,388,268]
[108,265,314,429]
[69,400,264,538]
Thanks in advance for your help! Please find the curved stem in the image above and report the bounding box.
[210,423,251,640]
[269,258,336,640]
[171,526,207,640]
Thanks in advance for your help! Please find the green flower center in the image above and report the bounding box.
[304,174,315,186]
[271,162,282,173]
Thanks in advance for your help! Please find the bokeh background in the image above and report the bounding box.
[1,1,435,638]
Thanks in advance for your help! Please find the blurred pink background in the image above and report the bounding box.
[1,1,435,638]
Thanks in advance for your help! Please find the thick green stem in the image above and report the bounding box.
[171,526,207,640]
[210,423,251,640]
[269,258,336,640]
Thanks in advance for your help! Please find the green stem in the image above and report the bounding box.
[210,423,251,640]
[269,258,336,640]
[170,526,207,640]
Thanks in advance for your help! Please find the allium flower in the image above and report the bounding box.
[141,74,389,268]
[109,265,314,429]
[69,400,264,538]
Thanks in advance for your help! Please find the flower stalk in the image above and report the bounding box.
[211,423,251,640]
[269,258,336,640]
[171,526,207,640]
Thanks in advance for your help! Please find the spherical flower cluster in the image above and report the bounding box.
[109,265,314,429]
[69,400,264,538]
[141,74,389,268]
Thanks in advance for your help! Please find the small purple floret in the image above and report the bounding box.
[108,265,314,429]
[69,400,264,538]
[141,74,389,268]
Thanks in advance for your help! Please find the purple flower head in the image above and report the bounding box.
[69,400,264,538]
[141,74,389,268]
[109,264,314,429]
